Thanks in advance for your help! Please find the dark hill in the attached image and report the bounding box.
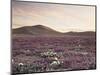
[13,25,62,35]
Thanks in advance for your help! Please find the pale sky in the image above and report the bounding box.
[12,1,96,32]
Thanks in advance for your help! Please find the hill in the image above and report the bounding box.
[13,25,62,35]
[13,25,95,36]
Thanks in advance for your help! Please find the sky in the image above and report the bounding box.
[12,1,96,32]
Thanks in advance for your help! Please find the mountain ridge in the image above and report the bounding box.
[13,25,62,35]
[13,25,95,36]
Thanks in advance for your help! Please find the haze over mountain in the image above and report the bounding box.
[13,25,95,36]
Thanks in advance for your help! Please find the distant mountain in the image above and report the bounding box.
[65,31,96,36]
[13,25,62,35]
[13,25,96,36]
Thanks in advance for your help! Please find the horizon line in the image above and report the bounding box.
[12,24,96,33]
